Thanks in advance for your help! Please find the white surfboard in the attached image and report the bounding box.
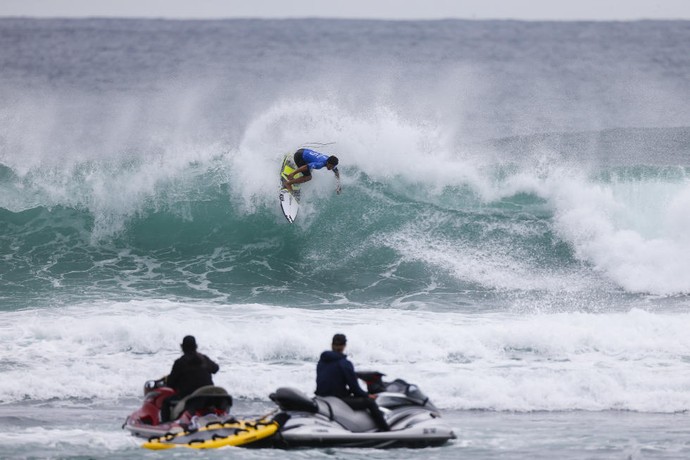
[279,188,299,223]
[279,154,301,223]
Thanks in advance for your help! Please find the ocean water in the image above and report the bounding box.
[1,18,690,459]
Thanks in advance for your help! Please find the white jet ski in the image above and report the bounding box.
[264,372,456,448]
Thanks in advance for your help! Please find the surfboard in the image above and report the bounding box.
[279,154,301,223]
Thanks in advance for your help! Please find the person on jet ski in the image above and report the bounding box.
[161,335,220,421]
[315,333,389,431]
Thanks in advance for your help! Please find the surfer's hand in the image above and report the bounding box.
[335,184,342,195]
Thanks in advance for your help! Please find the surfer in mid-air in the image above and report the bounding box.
[282,148,341,194]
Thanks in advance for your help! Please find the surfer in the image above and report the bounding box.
[315,334,389,431]
[282,148,341,194]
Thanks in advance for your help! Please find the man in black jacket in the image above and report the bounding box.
[161,336,219,421]
[315,333,389,431]
[166,335,219,398]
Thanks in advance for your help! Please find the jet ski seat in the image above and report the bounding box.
[269,387,318,413]
[171,385,232,420]
[319,396,378,432]
[269,389,380,432]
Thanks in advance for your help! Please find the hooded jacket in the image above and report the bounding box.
[315,351,368,398]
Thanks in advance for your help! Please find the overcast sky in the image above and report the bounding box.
[1,0,690,21]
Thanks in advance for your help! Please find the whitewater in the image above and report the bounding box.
[1,18,690,459]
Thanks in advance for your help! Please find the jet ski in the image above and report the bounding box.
[123,378,282,449]
[263,371,456,448]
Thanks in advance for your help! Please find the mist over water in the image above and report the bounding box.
[1,17,690,459]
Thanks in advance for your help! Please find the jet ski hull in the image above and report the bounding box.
[270,416,455,448]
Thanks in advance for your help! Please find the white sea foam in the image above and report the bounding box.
[2,300,690,413]
[231,98,472,207]
[0,88,229,239]
[546,172,690,295]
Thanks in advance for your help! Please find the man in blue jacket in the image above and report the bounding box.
[282,148,341,194]
[315,334,389,431]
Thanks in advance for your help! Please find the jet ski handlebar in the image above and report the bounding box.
[143,377,168,395]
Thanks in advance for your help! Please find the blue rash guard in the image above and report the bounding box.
[301,149,331,170]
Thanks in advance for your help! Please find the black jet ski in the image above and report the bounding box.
[264,372,456,448]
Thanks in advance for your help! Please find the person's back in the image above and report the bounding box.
[316,350,367,398]
[166,336,219,399]
[315,334,389,431]
[300,149,331,170]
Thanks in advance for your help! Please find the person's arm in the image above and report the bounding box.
[202,354,220,374]
[342,360,368,398]
[333,167,341,194]
[287,165,309,180]
[165,361,181,390]
[284,165,311,190]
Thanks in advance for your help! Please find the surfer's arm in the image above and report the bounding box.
[287,165,309,180]
[284,165,311,191]
[283,172,311,192]
[333,168,341,194]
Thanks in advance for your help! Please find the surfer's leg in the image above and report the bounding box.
[290,175,311,185]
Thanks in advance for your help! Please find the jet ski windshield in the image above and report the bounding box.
[378,379,435,409]
[388,379,426,400]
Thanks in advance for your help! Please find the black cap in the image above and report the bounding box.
[332,333,347,346]
[181,335,197,352]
